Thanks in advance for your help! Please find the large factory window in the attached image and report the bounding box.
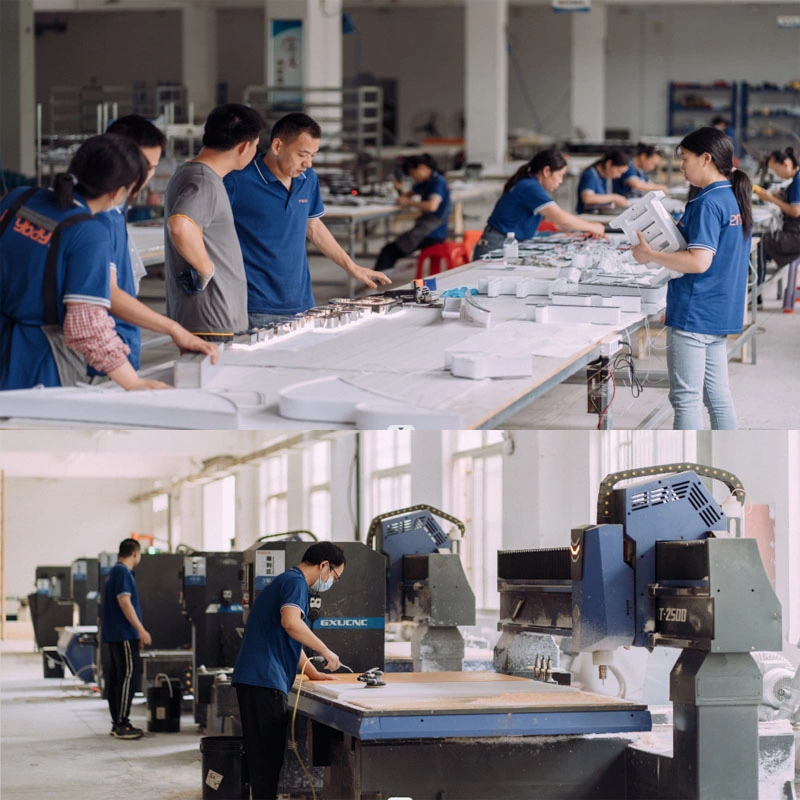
[305,440,332,540]
[261,454,289,535]
[365,431,412,518]
[450,434,504,612]
[203,476,236,552]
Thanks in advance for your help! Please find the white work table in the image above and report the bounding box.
[0,257,659,431]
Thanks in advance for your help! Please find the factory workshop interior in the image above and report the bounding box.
[0,0,799,429]
[0,429,799,800]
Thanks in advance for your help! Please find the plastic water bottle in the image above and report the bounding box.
[503,232,519,265]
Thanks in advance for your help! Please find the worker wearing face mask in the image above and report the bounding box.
[232,542,345,800]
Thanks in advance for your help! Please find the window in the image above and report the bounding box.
[364,431,412,518]
[450,433,504,611]
[594,431,697,488]
[261,454,288,535]
[202,476,236,552]
[305,440,332,540]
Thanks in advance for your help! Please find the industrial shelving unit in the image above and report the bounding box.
[741,82,800,150]
[667,82,738,137]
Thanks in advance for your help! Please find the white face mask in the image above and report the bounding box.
[311,564,334,593]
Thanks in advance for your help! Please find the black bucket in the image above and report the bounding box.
[147,678,182,733]
[200,736,250,799]
[42,647,64,679]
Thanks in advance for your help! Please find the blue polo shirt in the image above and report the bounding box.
[224,158,324,316]
[612,161,648,197]
[487,177,555,241]
[101,563,142,642]
[787,171,800,207]
[576,166,610,214]
[413,172,451,241]
[92,206,141,372]
[666,180,751,335]
[232,567,309,695]
[0,187,111,390]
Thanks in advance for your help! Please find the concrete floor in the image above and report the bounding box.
[1,639,204,800]
[135,197,800,431]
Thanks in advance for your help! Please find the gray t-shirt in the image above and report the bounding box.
[164,162,248,336]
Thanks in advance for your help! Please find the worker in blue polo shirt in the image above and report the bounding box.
[374,153,452,272]
[576,149,630,214]
[233,542,344,800]
[91,115,218,380]
[632,126,752,430]
[473,149,605,259]
[611,144,670,199]
[101,538,152,740]
[225,113,391,328]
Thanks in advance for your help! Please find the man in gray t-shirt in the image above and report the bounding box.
[164,104,265,341]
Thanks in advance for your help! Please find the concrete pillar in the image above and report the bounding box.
[331,434,358,542]
[569,2,607,140]
[411,436,445,511]
[264,0,343,140]
[174,485,204,551]
[464,0,508,169]
[501,432,594,551]
[234,465,262,551]
[182,3,218,120]
[0,0,35,176]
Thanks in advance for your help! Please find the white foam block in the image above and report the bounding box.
[478,276,553,298]
[551,292,641,314]
[173,351,224,388]
[526,304,622,325]
[449,352,535,380]
[611,190,687,252]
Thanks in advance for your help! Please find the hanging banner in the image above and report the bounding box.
[270,19,303,103]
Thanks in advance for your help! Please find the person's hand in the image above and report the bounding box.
[139,629,152,649]
[632,231,655,265]
[171,328,220,364]
[128,377,174,391]
[307,668,338,682]
[349,264,393,289]
[322,649,340,672]
[395,196,414,208]
[176,266,212,296]
[588,222,606,237]
[612,194,629,208]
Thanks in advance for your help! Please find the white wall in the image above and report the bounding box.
[218,6,265,105]
[4,477,151,600]
[34,10,182,132]
[343,5,465,145]
[606,3,800,140]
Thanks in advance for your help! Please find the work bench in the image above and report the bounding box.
[289,671,650,800]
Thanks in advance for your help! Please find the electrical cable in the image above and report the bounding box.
[291,659,355,800]
[613,341,643,398]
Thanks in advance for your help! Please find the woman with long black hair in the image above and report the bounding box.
[0,134,171,390]
[576,149,630,214]
[632,127,752,430]
[754,147,800,311]
[472,149,605,259]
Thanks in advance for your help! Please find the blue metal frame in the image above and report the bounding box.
[292,693,651,741]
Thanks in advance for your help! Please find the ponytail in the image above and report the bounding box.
[503,148,567,194]
[680,127,751,237]
[730,170,753,237]
[53,133,148,210]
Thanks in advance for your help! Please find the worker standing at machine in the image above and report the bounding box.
[90,114,219,379]
[225,113,390,328]
[575,149,630,214]
[472,149,605,259]
[373,153,451,272]
[754,147,800,311]
[612,144,671,199]
[631,126,752,430]
[232,542,345,800]
[102,538,152,740]
[164,104,266,342]
[0,135,171,391]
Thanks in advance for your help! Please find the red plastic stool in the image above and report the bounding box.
[461,229,483,261]
[416,242,468,279]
